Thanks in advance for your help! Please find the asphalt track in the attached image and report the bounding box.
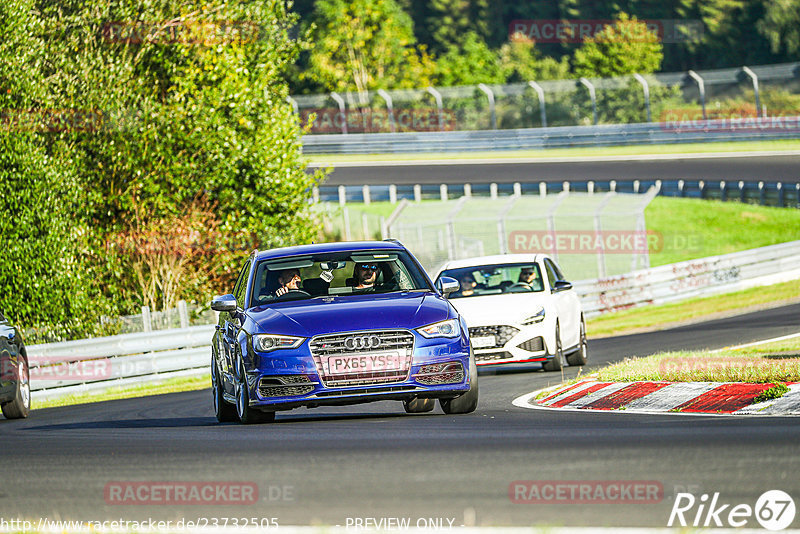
[2,303,799,529]
[318,154,800,185]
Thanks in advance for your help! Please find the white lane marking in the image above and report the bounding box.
[712,331,800,352]
[308,150,800,168]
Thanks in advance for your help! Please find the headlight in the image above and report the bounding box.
[417,319,460,338]
[521,306,546,325]
[252,334,305,352]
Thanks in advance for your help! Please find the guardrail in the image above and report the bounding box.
[28,325,214,402]
[302,118,800,154]
[28,241,800,401]
[575,240,800,317]
[315,179,800,209]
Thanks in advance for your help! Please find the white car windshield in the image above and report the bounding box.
[439,263,545,298]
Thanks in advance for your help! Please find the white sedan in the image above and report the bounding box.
[434,254,587,371]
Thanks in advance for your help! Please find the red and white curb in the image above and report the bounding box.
[514,380,800,416]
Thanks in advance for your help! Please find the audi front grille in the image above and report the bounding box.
[308,330,414,387]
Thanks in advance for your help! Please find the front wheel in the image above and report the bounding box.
[440,357,478,414]
[236,370,275,425]
[1,358,30,419]
[566,318,588,367]
[543,323,565,372]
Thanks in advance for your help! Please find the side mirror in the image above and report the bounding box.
[437,276,460,296]
[553,280,573,292]
[211,294,238,312]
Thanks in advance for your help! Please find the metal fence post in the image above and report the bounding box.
[699,180,706,199]
[539,183,547,197]
[777,182,784,208]
[142,306,152,333]
[720,180,727,202]
[528,81,547,127]
[490,183,498,199]
[413,184,422,202]
[312,186,320,204]
[678,179,685,197]
[687,70,706,120]
[426,87,445,132]
[362,184,371,205]
[632,73,652,122]
[464,184,472,197]
[610,180,617,192]
[739,181,746,202]
[440,184,448,201]
[578,78,598,125]
[478,83,497,130]
[389,184,397,204]
[513,182,522,196]
[588,181,595,194]
[377,89,397,133]
[742,67,762,118]
[796,184,800,208]
[562,181,570,193]
[330,92,348,134]
[759,181,765,205]
[338,185,346,206]
[633,180,640,193]
[178,300,189,329]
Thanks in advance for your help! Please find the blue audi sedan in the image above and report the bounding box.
[210,240,477,423]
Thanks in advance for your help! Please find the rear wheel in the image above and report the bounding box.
[566,318,588,367]
[1,358,30,419]
[543,323,565,372]
[403,398,435,413]
[440,357,478,414]
[212,358,238,423]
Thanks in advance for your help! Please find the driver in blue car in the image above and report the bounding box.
[354,262,379,290]
[276,268,302,296]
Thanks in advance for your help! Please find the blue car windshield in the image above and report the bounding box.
[251,250,431,305]
[438,263,545,298]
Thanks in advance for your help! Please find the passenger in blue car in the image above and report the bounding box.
[275,268,302,296]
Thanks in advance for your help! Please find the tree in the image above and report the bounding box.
[573,13,663,78]
[304,0,435,99]
[435,31,504,86]
[757,0,800,55]
[498,38,570,83]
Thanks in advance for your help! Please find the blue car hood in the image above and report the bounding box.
[248,291,451,337]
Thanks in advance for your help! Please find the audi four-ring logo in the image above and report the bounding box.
[344,335,381,350]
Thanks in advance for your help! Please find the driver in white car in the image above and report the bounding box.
[275,268,302,296]
[516,267,543,291]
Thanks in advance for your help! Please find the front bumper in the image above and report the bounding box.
[237,330,472,411]
[469,322,553,366]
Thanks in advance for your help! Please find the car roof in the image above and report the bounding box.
[254,241,406,262]
[439,253,547,271]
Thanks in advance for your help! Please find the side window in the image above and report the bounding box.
[543,259,559,290]
[551,261,567,282]
[233,260,251,307]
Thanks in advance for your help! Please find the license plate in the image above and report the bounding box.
[471,335,497,348]
[326,352,402,375]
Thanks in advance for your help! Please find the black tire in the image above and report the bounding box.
[212,358,238,423]
[1,358,30,420]
[566,318,588,367]
[235,369,275,424]
[543,323,565,372]
[403,398,435,413]
[440,356,479,414]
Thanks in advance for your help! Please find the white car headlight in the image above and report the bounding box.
[521,306,546,325]
[417,319,460,338]
[253,334,305,352]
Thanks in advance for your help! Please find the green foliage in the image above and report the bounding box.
[498,39,570,83]
[573,13,663,78]
[757,0,800,55]
[753,383,790,404]
[0,0,325,339]
[304,0,435,96]
[434,31,504,87]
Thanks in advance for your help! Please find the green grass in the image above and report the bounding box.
[646,197,800,266]
[307,139,800,163]
[33,374,210,410]
[595,335,800,383]
[587,278,800,338]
